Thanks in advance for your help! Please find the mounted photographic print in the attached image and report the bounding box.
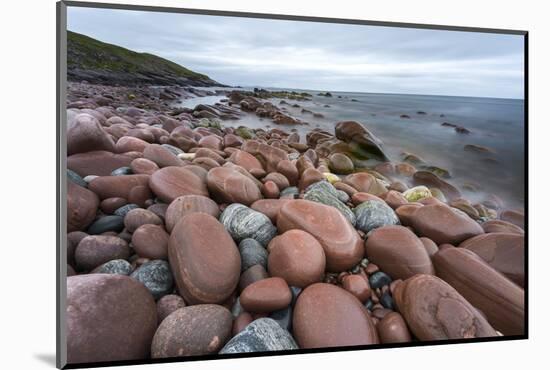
[57,1,527,368]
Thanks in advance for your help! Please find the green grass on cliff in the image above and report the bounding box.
[67,30,210,81]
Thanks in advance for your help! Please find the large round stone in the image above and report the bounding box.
[88,174,150,200]
[219,318,298,353]
[67,181,99,232]
[409,204,484,245]
[207,167,262,206]
[67,113,115,155]
[293,283,379,348]
[267,230,326,288]
[152,304,232,358]
[394,274,497,340]
[68,151,134,177]
[75,235,130,271]
[66,274,157,363]
[149,166,209,203]
[432,248,524,335]
[459,232,524,287]
[131,224,169,260]
[277,200,363,272]
[250,199,292,224]
[168,213,240,304]
[377,312,412,344]
[228,149,264,172]
[481,219,524,234]
[124,208,163,233]
[165,195,219,233]
[240,277,292,313]
[328,153,354,174]
[115,136,149,153]
[143,144,185,168]
[365,225,434,280]
[343,172,386,196]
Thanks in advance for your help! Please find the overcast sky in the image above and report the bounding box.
[67,7,524,98]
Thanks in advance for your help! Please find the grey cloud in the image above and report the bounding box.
[67,7,524,98]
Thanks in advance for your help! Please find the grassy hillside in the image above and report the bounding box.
[67,31,220,86]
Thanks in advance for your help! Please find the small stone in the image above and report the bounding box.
[219,318,298,353]
[304,181,356,226]
[240,277,292,313]
[239,239,268,272]
[75,235,130,271]
[341,274,371,303]
[379,291,394,310]
[267,230,326,288]
[369,271,392,289]
[233,312,254,336]
[91,259,133,275]
[156,294,186,324]
[239,264,269,292]
[220,204,277,247]
[67,169,87,187]
[279,186,299,199]
[124,208,163,233]
[68,181,99,232]
[111,166,133,176]
[270,305,293,331]
[354,200,400,233]
[113,203,140,218]
[165,194,219,233]
[131,224,169,260]
[403,186,432,202]
[130,260,173,300]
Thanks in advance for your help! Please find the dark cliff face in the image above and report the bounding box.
[66,31,223,87]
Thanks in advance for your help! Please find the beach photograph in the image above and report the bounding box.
[64,5,526,366]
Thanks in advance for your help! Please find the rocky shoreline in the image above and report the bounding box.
[65,82,525,364]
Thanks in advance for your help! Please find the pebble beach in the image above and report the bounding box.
[65,82,525,364]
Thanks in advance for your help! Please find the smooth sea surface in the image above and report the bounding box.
[179,88,525,209]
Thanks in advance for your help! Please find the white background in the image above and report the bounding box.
[0,0,545,368]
